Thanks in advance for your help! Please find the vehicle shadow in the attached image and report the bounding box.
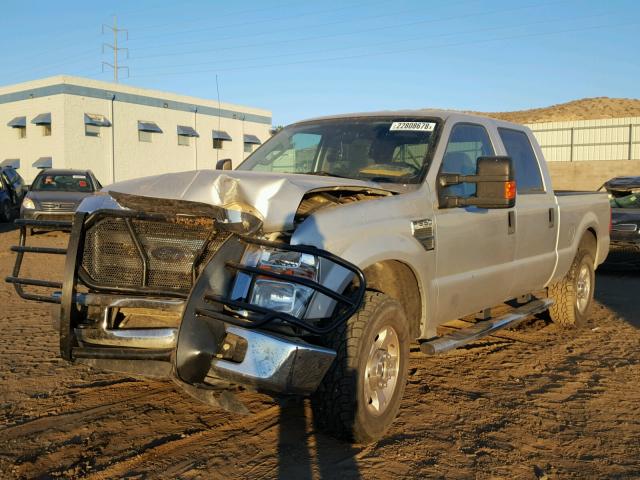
[0,221,18,233]
[595,265,640,328]
[276,399,362,479]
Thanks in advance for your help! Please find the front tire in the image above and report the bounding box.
[311,291,409,443]
[547,249,595,327]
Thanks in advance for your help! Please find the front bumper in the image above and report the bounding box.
[21,209,75,225]
[70,295,335,394]
[7,210,364,398]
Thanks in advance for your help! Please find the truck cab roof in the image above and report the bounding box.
[297,109,526,131]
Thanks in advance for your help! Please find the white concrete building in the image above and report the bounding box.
[0,76,272,184]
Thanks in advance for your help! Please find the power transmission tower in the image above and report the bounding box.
[102,16,129,82]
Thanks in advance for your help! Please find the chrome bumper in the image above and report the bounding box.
[207,326,336,395]
[74,295,335,395]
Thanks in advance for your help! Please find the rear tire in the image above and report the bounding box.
[311,291,409,443]
[547,249,595,327]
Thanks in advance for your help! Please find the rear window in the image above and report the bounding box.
[32,173,93,192]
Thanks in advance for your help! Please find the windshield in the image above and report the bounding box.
[237,118,439,183]
[32,173,94,192]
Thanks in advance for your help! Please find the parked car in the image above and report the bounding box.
[0,166,26,222]
[7,110,610,443]
[601,176,640,262]
[20,169,102,225]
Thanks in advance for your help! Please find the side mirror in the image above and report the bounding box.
[439,156,515,209]
[216,158,232,170]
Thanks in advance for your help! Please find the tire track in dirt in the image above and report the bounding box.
[85,404,283,479]
[1,384,175,440]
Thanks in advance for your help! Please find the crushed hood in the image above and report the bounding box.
[104,170,391,232]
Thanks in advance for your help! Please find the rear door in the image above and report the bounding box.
[434,122,516,323]
[497,127,558,296]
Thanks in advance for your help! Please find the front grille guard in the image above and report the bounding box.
[7,210,367,358]
[195,236,366,336]
[6,218,72,304]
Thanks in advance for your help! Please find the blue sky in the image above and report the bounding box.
[1,0,638,125]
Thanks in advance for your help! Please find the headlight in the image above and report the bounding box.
[231,245,319,318]
[22,197,35,210]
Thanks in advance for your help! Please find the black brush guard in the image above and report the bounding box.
[6,210,366,363]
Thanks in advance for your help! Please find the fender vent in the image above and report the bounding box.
[411,218,435,251]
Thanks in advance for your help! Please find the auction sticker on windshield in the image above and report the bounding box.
[390,121,436,132]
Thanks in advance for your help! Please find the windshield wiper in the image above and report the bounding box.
[301,170,349,179]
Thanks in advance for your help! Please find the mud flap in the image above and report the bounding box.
[174,236,246,384]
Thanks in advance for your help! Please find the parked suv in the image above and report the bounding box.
[21,169,102,224]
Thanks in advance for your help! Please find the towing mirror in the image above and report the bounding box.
[438,156,516,209]
[216,158,232,170]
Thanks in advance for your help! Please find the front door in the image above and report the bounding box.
[434,122,516,324]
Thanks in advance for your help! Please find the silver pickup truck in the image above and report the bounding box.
[7,110,610,443]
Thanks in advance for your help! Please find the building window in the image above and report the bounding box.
[138,121,162,143]
[139,130,153,142]
[8,116,27,139]
[243,134,261,154]
[177,125,198,146]
[84,113,111,138]
[212,130,232,150]
[85,124,101,137]
[31,113,51,137]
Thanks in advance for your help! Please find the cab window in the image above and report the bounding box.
[441,123,494,197]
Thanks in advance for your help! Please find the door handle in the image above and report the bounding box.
[548,207,555,228]
[508,211,516,235]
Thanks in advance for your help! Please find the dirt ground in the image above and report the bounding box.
[0,225,639,480]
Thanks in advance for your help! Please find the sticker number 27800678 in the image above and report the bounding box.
[389,121,436,132]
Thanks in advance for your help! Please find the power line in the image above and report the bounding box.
[102,16,129,82]
[130,0,387,42]
[127,20,638,79]
[128,0,562,61]
[128,10,610,74]
[129,0,480,55]
[130,0,303,32]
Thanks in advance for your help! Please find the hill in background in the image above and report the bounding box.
[475,97,640,124]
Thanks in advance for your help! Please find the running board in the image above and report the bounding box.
[420,298,553,355]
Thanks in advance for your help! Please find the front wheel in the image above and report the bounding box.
[311,291,409,443]
[547,249,595,327]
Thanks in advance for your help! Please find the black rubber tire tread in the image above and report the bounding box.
[547,249,595,328]
[311,291,409,443]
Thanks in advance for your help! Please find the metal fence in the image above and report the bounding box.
[528,120,640,162]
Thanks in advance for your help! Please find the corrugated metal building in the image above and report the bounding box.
[0,76,272,184]
[525,117,640,190]
[526,117,640,163]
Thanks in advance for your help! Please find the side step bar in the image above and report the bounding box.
[420,298,553,355]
